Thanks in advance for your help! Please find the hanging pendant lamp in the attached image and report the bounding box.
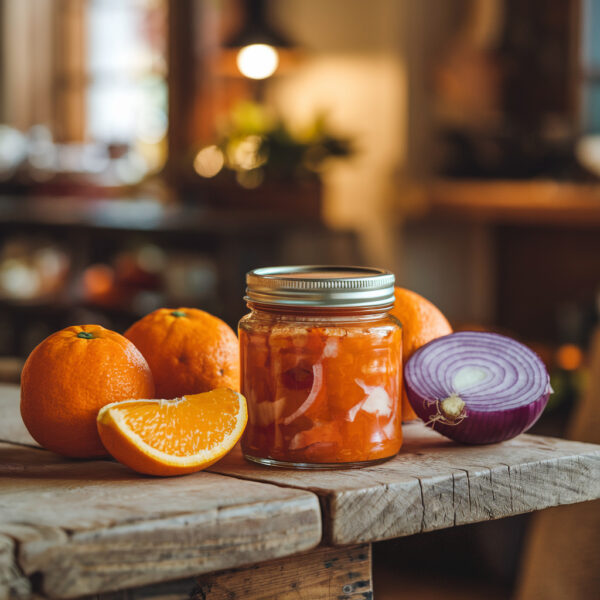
[223,0,297,79]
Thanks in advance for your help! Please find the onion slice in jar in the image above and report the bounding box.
[404,331,552,444]
[283,363,324,425]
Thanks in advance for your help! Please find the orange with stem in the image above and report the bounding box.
[21,325,155,457]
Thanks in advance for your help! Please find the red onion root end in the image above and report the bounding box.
[425,393,467,429]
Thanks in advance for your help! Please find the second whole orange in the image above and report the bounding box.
[390,287,453,421]
[124,308,240,398]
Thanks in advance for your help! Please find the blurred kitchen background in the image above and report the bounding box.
[0,0,599,598]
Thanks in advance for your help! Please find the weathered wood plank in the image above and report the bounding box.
[210,423,600,546]
[2,384,600,595]
[69,544,372,600]
[0,533,31,600]
[192,544,372,600]
[0,443,321,599]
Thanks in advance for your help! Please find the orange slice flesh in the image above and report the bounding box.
[97,388,247,476]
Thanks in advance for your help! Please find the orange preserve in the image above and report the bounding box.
[239,266,403,468]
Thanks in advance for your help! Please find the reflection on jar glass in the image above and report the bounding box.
[239,266,402,469]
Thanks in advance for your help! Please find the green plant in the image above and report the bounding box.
[216,102,354,187]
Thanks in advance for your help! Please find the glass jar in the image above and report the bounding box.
[239,266,403,469]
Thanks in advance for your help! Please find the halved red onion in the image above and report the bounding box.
[404,331,552,444]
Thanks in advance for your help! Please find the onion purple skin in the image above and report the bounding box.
[404,331,552,445]
[405,385,550,444]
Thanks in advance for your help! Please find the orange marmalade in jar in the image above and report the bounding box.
[239,266,402,468]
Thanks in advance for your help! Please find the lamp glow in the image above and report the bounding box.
[236,44,279,79]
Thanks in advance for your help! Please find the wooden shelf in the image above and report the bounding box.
[0,195,325,234]
[413,180,600,226]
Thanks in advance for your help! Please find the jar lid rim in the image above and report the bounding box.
[246,265,395,307]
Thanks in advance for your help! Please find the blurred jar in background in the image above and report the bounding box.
[0,238,70,301]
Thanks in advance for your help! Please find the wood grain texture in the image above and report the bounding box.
[192,544,372,600]
[210,423,600,546]
[0,533,31,600]
[83,545,372,600]
[2,384,600,596]
[0,443,321,599]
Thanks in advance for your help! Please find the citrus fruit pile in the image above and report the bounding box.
[19,285,451,474]
[20,308,246,476]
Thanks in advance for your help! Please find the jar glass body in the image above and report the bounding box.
[239,303,403,468]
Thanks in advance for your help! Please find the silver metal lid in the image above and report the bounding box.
[245,265,395,307]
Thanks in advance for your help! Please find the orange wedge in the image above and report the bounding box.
[97,388,247,476]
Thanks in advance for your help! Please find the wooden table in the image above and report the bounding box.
[1,384,599,600]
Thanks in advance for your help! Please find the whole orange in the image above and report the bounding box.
[390,287,452,421]
[124,308,240,398]
[20,325,155,458]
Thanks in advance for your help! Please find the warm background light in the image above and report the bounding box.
[236,44,279,79]
[193,145,224,178]
[556,343,584,371]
